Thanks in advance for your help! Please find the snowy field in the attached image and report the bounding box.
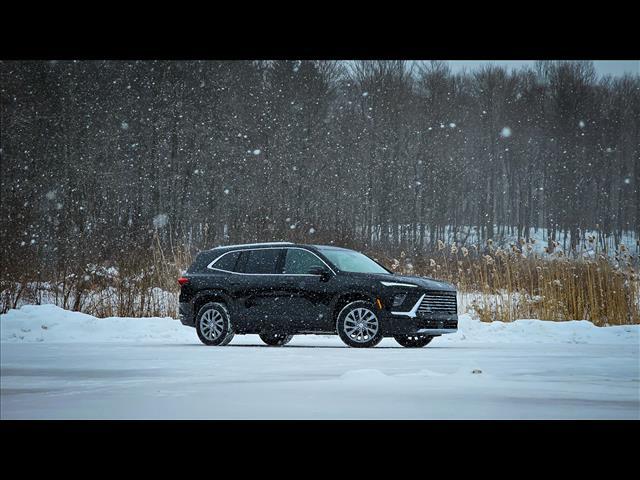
[1,305,638,419]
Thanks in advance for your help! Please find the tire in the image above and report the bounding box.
[394,335,433,348]
[259,332,293,346]
[195,302,235,346]
[336,300,384,348]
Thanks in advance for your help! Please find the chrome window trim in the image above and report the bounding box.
[206,246,336,276]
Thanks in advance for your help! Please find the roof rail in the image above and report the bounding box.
[210,241,294,250]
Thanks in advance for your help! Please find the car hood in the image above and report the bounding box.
[344,272,456,291]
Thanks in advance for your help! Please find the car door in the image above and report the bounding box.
[279,248,335,332]
[234,248,288,331]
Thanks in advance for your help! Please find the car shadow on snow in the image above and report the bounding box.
[135,343,360,349]
[135,343,460,349]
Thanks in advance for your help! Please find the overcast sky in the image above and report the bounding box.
[445,60,638,77]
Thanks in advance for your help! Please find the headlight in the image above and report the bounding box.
[380,281,418,288]
[392,293,407,307]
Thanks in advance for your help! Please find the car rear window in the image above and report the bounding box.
[241,249,282,274]
[187,250,219,273]
[210,251,241,272]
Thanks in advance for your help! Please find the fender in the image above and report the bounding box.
[191,288,235,316]
[328,288,379,321]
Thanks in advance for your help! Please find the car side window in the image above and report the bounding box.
[283,249,325,275]
[210,251,241,272]
[242,249,282,274]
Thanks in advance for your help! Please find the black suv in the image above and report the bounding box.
[178,242,458,348]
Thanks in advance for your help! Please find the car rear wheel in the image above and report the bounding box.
[336,301,384,348]
[394,335,433,348]
[196,302,235,346]
[259,332,293,346]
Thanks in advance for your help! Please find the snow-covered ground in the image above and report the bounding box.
[1,305,638,419]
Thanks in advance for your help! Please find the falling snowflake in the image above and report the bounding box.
[152,213,169,229]
[45,190,56,200]
[449,123,456,128]
[223,188,230,194]
[120,121,129,130]
[252,149,261,155]
[578,120,585,128]
[309,227,316,234]
[500,127,512,138]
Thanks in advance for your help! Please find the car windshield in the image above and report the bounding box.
[319,249,390,274]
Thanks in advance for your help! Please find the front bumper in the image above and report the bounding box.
[383,289,458,335]
[382,312,458,336]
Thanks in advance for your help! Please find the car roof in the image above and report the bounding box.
[204,242,352,253]
[311,244,352,251]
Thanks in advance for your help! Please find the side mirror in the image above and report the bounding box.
[308,265,332,281]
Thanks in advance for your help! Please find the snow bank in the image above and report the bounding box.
[0,304,194,343]
[1,304,637,345]
[442,315,638,345]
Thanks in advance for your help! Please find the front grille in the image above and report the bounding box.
[418,291,457,315]
[421,319,458,329]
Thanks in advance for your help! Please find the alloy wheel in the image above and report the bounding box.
[343,307,379,343]
[199,308,225,341]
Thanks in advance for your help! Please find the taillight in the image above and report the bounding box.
[178,277,189,286]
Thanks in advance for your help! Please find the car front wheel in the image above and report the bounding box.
[394,335,433,348]
[336,301,384,348]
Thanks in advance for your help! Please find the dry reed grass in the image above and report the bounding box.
[2,236,638,326]
[373,239,639,326]
[0,233,193,318]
